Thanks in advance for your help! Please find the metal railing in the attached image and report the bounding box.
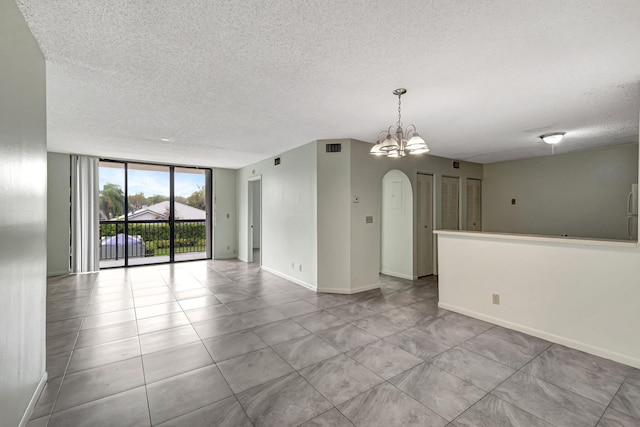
[99,220,207,261]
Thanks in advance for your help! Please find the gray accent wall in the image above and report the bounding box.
[483,143,639,240]
[47,153,71,276]
[0,0,48,425]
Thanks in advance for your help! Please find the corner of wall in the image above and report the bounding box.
[1,1,48,424]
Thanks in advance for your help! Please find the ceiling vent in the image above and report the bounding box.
[326,143,342,153]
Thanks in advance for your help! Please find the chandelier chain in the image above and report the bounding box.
[397,94,402,128]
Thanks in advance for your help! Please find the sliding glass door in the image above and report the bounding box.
[98,160,211,268]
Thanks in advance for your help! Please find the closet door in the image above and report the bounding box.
[417,174,433,276]
[466,178,482,231]
[441,176,459,230]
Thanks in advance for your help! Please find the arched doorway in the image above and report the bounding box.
[380,170,413,279]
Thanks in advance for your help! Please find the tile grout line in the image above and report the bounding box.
[130,271,155,427]
[175,271,256,427]
[42,274,98,424]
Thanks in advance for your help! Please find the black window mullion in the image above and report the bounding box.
[124,162,129,267]
[169,166,175,263]
[205,169,212,259]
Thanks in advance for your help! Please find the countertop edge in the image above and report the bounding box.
[433,230,639,249]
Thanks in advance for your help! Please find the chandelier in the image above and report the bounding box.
[370,88,430,157]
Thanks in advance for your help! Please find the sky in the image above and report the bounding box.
[99,165,205,198]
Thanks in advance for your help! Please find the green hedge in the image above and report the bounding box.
[100,222,206,242]
[144,238,206,251]
[101,222,206,256]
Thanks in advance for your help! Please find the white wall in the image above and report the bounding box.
[380,170,413,279]
[213,168,238,259]
[483,143,639,240]
[0,1,48,425]
[47,153,70,276]
[436,232,640,368]
[317,140,351,292]
[237,143,318,288]
[348,141,381,290]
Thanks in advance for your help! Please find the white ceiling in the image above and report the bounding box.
[16,0,640,168]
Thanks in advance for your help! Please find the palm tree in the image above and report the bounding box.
[100,183,124,219]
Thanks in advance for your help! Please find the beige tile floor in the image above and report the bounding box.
[31,259,640,426]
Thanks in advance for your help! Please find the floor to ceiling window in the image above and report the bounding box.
[98,160,211,268]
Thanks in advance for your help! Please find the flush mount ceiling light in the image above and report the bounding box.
[540,132,566,144]
[370,88,429,157]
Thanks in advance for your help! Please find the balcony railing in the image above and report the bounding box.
[99,220,207,261]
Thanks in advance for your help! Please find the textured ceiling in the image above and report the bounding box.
[16,0,640,168]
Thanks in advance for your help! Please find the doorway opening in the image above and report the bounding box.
[247,177,261,264]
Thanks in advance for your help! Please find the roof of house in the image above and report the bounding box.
[125,201,205,220]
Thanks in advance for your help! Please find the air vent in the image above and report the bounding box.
[326,143,342,153]
[274,157,281,166]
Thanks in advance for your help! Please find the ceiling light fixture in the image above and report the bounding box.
[370,88,429,157]
[540,132,565,144]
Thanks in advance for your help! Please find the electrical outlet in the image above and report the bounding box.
[492,294,500,305]
[291,261,295,269]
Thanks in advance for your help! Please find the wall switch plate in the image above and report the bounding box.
[299,265,302,272]
[352,195,359,203]
[492,294,500,305]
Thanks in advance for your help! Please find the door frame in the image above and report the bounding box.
[247,175,262,264]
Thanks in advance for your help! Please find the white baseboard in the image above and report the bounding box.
[213,255,238,260]
[380,270,415,280]
[318,282,381,294]
[439,302,640,370]
[260,266,317,291]
[47,270,69,277]
[19,371,47,427]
